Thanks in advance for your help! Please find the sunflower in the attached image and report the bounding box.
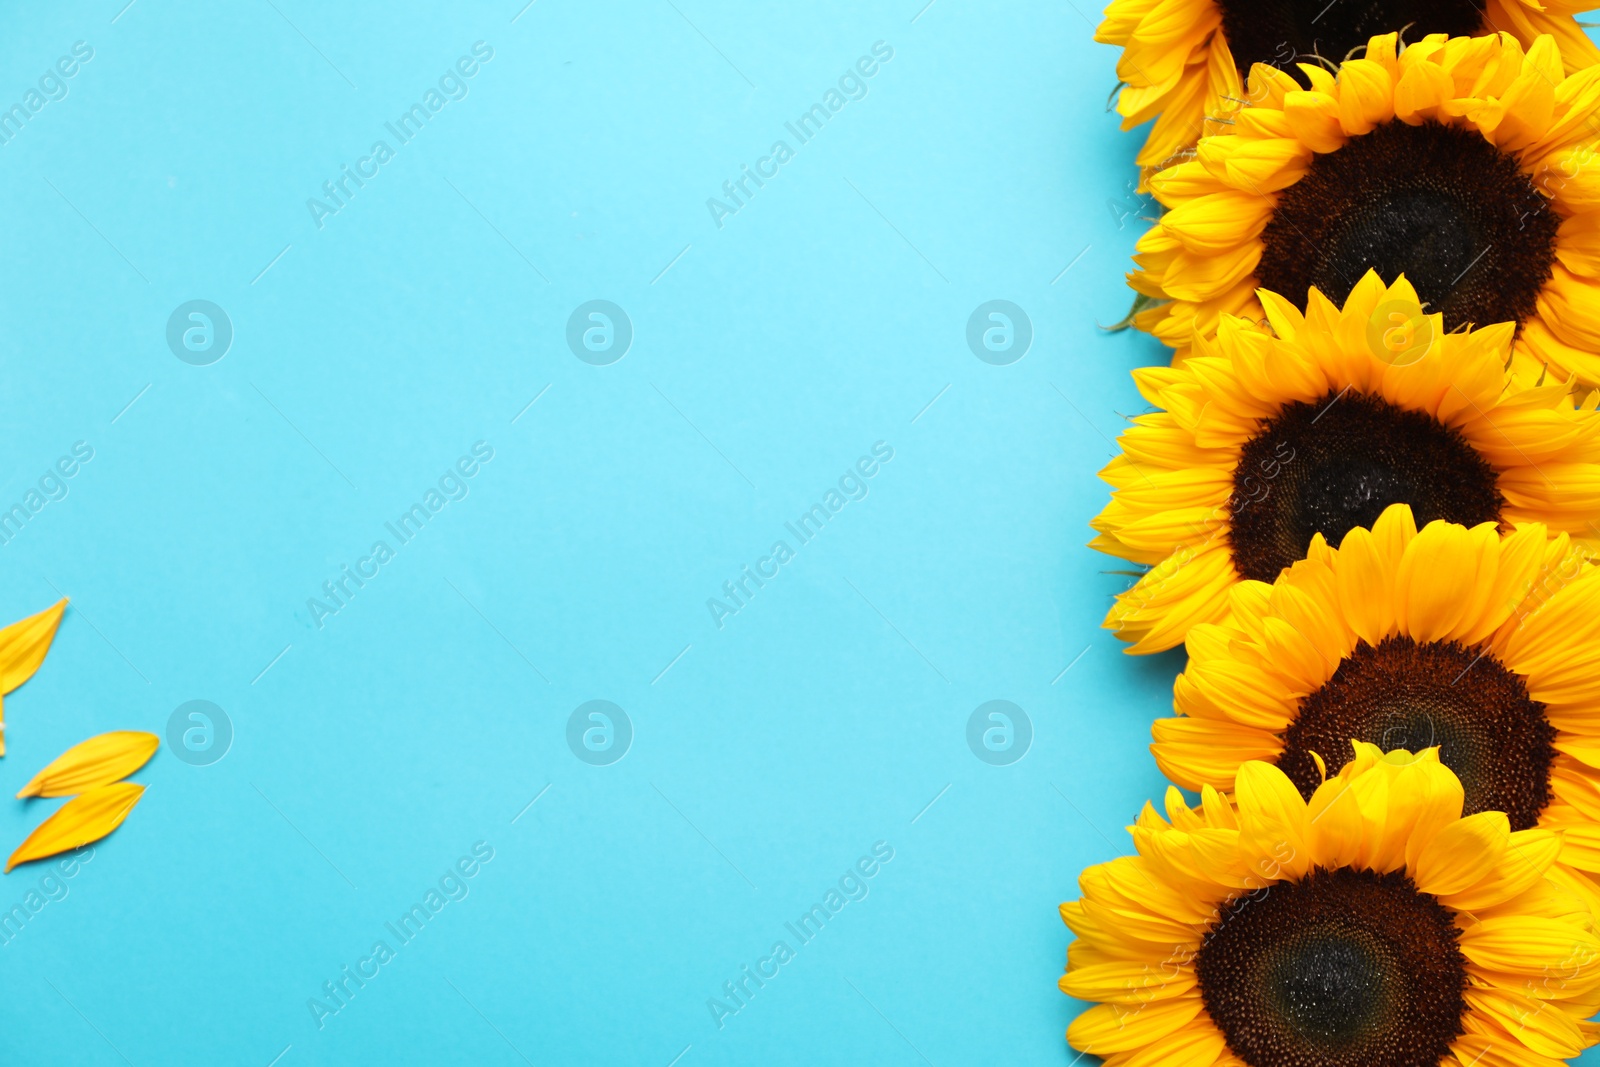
[1153,504,1600,906]
[1093,270,1600,654]
[1098,0,1600,184]
[1060,744,1600,1066]
[1129,31,1600,386]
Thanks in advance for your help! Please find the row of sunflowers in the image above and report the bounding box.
[1060,5,1600,1066]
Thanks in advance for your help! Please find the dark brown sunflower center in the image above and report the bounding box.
[1218,0,1483,81]
[1228,389,1502,583]
[1277,635,1556,829]
[1197,867,1467,1067]
[1256,121,1560,333]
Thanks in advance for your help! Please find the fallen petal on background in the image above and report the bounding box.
[0,599,68,758]
[0,599,66,695]
[7,781,144,872]
[17,731,158,798]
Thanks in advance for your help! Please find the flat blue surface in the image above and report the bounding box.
[2,3,1586,1065]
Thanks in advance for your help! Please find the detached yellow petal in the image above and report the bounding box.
[7,781,144,872]
[0,599,66,695]
[17,731,158,798]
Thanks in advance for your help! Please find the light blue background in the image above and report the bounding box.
[2,2,1576,1065]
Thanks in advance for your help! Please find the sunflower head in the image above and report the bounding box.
[1129,30,1600,386]
[1154,505,1600,906]
[1093,271,1600,653]
[1097,0,1600,185]
[1060,746,1600,1066]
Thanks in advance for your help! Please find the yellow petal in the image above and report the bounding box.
[1332,525,1396,646]
[1058,961,1197,1004]
[1369,503,1419,569]
[1413,809,1510,896]
[1067,997,1204,1053]
[1459,914,1600,978]
[1306,765,1366,871]
[1159,191,1275,254]
[7,782,144,872]
[1151,715,1283,791]
[0,598,66,694]
[1394,521,1475,642]
[1394,59,1454,123]
[1336,58,1395,135]
[1441,828,1561,911]
[1235,760,1310,881]
[17,731,158,799]
[1282,90,1345,153]
[1464,985,1585,1060]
